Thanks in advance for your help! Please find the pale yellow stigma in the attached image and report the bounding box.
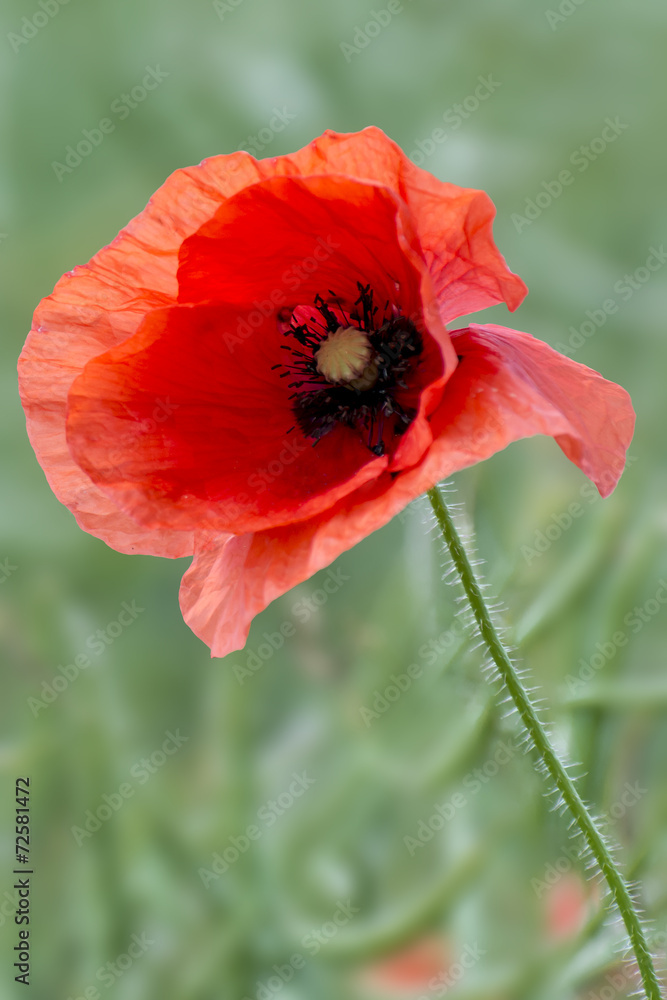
[315,326,379,390]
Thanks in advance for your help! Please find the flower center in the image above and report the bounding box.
[275,282,423,457]
[315,326,379,390]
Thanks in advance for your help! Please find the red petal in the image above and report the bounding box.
[66,173,456,534]
[19,290,193,556]
[360,937,450,991]
[169,127,525,324]
[442,323,636,498]
[178,174,425,313]
[259,127,528,321]
[180,323,634,655]
[19,148,273,554]
[66,303,390,534]
[178,167,458,390]
[17,154,264,555]
[20,127,516,553]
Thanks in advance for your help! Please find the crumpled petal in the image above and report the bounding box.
[275,128,528,321]
[66,303,388,535]
[15,150,255,555]
[65,174,453,535]
[180,322,634,656]
[19,147,277,553]
[18,127,631,657]
[176,131,527,321]
[23,126,505,553]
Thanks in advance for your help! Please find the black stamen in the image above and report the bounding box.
[274,282,423,457]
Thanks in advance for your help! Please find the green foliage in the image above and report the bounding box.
[1,0,667,996]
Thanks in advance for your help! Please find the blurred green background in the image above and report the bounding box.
[2,1,667,998]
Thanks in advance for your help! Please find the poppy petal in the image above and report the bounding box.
[19,128,632,656]
[66,303,391,535]
[173,127,525,323]
[16,154,264,555]
[281,127,528,320]
[65,176,453,535]
[180,323,634,655]
[178,174,425,313]
[19,290,194,557]
[443,323,635,497]
[19,127,516,555]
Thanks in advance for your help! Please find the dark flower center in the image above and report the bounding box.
[274,283,423,457]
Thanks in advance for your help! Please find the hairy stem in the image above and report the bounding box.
[427,485,660,1000]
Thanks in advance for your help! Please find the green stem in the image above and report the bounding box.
[426,485,661,1000]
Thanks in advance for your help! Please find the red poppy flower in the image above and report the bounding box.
[543,873,594,942]
[356,936,451,995]
[19,127,634,656]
